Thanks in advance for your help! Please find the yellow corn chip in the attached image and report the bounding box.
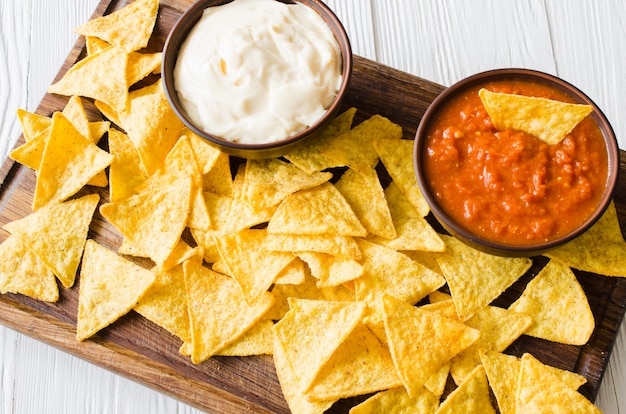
[108,128,148,201]
[202,151,233,195]
[284,107,356,173]
[335,167,396,239]
[127,51,162,86]
[85,36,111,55]
[508,259,594,345]
[73,0,159,53]
[516,353,601,413]
[77,240,155,341]
[373,137,430,216]
[33,112,113,210]
[216,319,275,357]
[321,114,402,173]
[273,335,336,414]
[367,181,444,251]
[267,182,367,237]
[298,251,364,287]
[480,350,587,414]
[273,258,308,285]
[48,46,129,113]
[242,158,332,211]
[99,176,192,266]
[9,127,50,170]
[436,365,496,414]
[16,108,52,141]
[183,257,274,363]
[214,230,296,304]
[263,233,362,261]
[449,305,531,384]
[3,194,99,288]
[0,235,58,302]
[545,201,626,276]
[186,129,222,175]
[479,88,593,145]
[273,298,366,393]
[135,135,210,230]
[119,82,185,174]
[354,239,445,307]
[381,294,480,397]
[306,323,401,401]
[134,261,192,343]
[424,361,451,398]
[436,235,532,320]
[349,386,440,414]
[190,191,233,264]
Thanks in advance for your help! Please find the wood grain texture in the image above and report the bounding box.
[1,0,625,413]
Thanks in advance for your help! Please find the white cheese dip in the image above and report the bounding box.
[174,0,343,144]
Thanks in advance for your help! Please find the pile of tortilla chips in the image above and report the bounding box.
[0,0,623,413]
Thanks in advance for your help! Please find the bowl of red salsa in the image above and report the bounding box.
[414,69,619,256]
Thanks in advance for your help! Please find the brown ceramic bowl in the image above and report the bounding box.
[414,69,620,256]
[161,0,352,159]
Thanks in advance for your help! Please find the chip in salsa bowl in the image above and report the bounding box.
[414,69,619,256]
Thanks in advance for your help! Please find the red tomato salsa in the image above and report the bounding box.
[422,80,608,246]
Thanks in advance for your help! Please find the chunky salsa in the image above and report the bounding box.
[423,79,608,246]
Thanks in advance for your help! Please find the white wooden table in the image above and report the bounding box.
[1,0,625,412]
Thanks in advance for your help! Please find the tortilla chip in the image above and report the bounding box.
[108,128,148,201]
[298,251,364,287]
[127,51,162,86]
[449,305,532,384]
[202,151,233,195]
[367,181,444,251]
[186,129,222,175]
[263,233,361,261]
[354,239,445,307]
[273,335,336,414]
[284,107,356,173]
[214,230,296,304]
[0,235,58,302]
[335,167,396,239]
[267,182,367,237]
[436,365,496,414]
[306,323,401,401]
[516,353,601,413]
[479,88,593,145]
[183,257,274,363]
[77,240,155,341]
[135,135,210,230]
[321,114,402,173]
[373,137,430,216]
[48,46,129,113]
[190,192,233,263]
[16,108,52,141]
[381,294,481,397]
[32,112,113,210]
[480,350,587,414]
[3,194,99,288]
[99,176,192,266]
[119,82,185,174]
[349,386,440,414]
[134,260,193,343]
[436,235,532,320]
[274,258,308,285]
[9,127,50,170]
[425,361,451,398]
[216,319,275,356]
[273,298,366,393]
[74,0,159,53]
[545,201,626,276]
[85,36,111,55]
[242,158,332,211]
[508,259,594,345]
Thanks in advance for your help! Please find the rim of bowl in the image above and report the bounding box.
[161,0,353,159]
[414,68,620,256]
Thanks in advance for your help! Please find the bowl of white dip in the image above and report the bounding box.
[162,0,352,159]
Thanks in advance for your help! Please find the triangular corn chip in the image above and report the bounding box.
[545,201,626,276]
[267,182,367,237]
[349,386,440,414]
[0,235,58,302]
[73,0,159,53]
[216,319,275,357]
[16,108,51,141]
[436,365,496,414]
[77,240,155,341]
[436,235,532,320]
[108,128,148,201]
[297,251,364,287]
[381,294,480,397]
[183,257,274,363]
[508,259,594,345]
[99,176,192,266]
[479,88,593,145]
[3,194,99,288]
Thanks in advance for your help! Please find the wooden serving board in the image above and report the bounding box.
[0,0,625,412]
